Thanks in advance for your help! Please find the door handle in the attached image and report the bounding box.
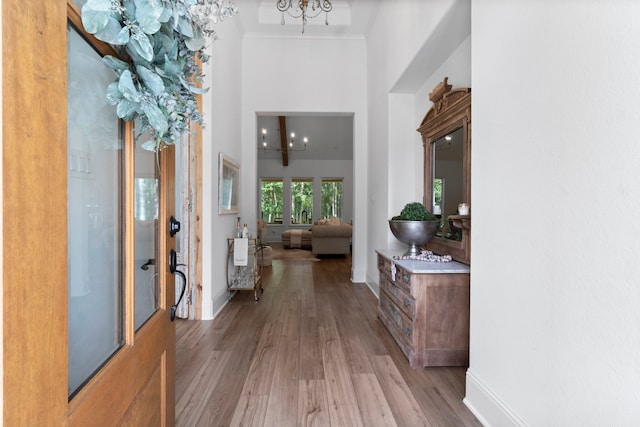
[169,216,185,321]
[141,259,155,270]
[169,249,187,321]
[169,249,178,273]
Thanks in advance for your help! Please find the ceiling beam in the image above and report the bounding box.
[278,116,289,166]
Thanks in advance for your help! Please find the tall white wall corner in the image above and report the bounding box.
[464,369,528,427]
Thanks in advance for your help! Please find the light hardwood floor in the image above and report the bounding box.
[175,254,482,426]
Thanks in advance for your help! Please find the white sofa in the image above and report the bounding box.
[311,218,352,255]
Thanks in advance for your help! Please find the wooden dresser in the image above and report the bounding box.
[376,250,470,368]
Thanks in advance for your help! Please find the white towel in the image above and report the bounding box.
[234,238,248,266]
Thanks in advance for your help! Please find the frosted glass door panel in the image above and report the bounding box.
[67,26,123,397]
[134,142,159,330]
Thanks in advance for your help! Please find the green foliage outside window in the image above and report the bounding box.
[261,180,283,224]
[433,178,443,211]
[321,180,343,219]
[291,180,313,224]
[134,178,159,221]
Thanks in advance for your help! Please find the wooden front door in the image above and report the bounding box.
[3,1,176,425]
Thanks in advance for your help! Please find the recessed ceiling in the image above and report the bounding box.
[257,114,353,161]
[234,0,379,38]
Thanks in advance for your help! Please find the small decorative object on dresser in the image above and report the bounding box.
[376,249,470,368]
[388,202,440,256]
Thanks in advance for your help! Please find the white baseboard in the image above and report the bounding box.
[464,369,528,427]
[364,271,379,297]
[200,291,229,320]
[365,278,379,297]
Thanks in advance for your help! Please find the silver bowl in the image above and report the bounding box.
[388,220,440,256]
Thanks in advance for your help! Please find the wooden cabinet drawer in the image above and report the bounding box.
[379,290,414,349]
[392,265,412,294]
[377,254,412,294]
[378,256,393,283]
[377,254,391,272]
[380,276,414,320]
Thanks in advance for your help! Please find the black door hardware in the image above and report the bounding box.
[169,216,181,237]
[169,249,187,322]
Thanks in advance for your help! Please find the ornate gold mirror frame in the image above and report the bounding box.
[417,77,471,264]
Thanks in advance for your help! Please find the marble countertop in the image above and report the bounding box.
[376,249,470,274]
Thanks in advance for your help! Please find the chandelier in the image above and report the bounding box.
[260,128,308,152]
[277,0,333,33]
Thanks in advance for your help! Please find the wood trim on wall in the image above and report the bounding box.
[178,96,203,319]
[195,98,203,320]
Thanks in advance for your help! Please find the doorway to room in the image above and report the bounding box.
[256,114,355,250]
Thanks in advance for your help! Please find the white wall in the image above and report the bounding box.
[257,158,354,242]
[467,1,640,425]
[200,18,243,319]
[365,0,470,290]
[241,35,367,283]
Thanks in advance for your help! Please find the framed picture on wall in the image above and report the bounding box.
[218,153,240,214]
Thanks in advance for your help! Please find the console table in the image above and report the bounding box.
[226,238,263,301]
[376,249,470,368]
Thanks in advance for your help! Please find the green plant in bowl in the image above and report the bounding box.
[389,202,439,255]
[392,202,438,221]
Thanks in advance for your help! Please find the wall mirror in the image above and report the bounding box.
[219,153,240,215]
[417,77,471,264]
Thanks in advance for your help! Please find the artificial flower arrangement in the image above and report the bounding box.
[81,0,237,151]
